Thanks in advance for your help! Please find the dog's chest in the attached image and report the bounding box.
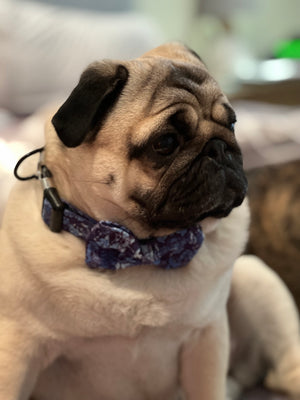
[34,327,187,400]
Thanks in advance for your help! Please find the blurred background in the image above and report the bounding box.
[0,0,299,168]
[0,1,299,398]
[0,0,299,196]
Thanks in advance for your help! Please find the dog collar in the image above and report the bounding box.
[14,148,204,271]
[42,196,204,270]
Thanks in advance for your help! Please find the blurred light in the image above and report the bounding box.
[259,59,297,81]
[235,58,300,83]
[274,39,300,59]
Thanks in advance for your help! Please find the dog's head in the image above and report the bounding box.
[47,43,247,236]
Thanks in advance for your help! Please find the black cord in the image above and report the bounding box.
[14,147,45,181]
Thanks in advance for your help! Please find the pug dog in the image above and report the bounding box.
[0,42,249,400]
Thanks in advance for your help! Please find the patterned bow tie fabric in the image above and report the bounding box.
[42,198,204,271]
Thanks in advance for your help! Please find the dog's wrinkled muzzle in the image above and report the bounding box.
[147,138,248,229]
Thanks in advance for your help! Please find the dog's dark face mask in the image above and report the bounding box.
[148,139,246,229]
[51,43,247,232]
[130,120,247,230]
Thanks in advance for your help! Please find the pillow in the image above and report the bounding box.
[234,101,300,169]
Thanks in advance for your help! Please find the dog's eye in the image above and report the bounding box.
[229,121,236,133]
[152,133,180,156]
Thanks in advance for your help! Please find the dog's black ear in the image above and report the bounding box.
[52,62,129,147]
[184,45,206,65]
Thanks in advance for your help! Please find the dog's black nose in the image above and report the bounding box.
[202,139,229,164]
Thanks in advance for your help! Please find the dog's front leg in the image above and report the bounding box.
[180,312,229,400]
[0,320,43,400]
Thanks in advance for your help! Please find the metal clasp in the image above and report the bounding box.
[38,151,64,233]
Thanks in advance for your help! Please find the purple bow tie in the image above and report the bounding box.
[42,197,204,270]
